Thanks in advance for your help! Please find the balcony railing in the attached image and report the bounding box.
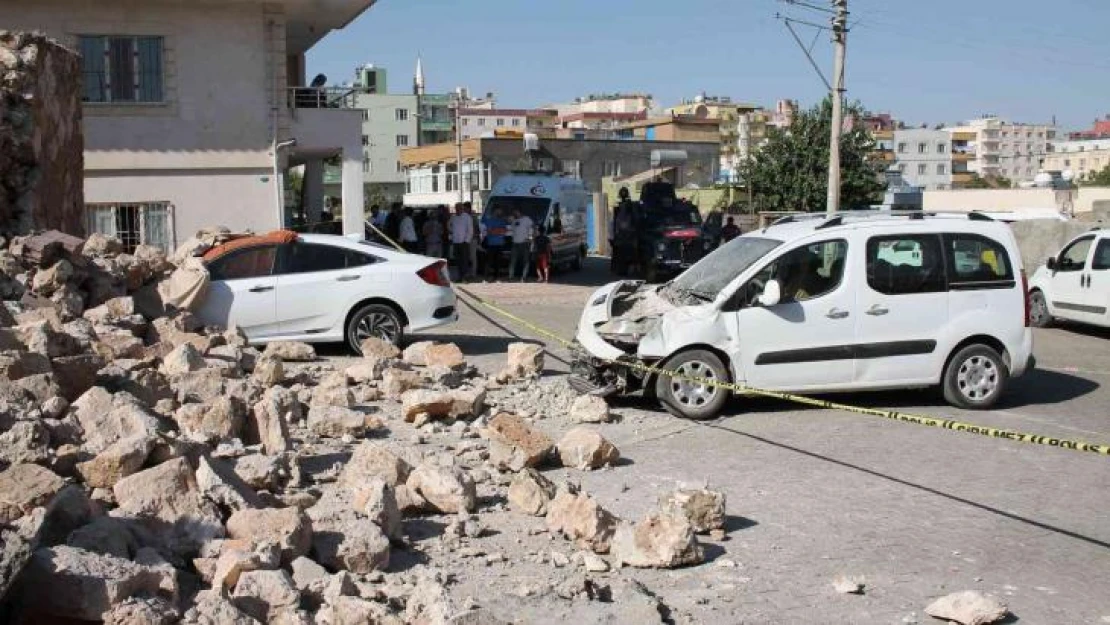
[286,87,360,110]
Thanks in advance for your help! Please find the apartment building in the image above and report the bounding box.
[3,0,376,250]
[946,116,1056,185]
[667,95,761,182]
[1043,139,1110,181]
[892,128,953,190]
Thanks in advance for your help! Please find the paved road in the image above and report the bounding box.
[330,258,1110,623]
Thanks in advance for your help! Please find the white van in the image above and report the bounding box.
[483,172,588,270]
[572,212,1035,420]
[1028,227,1110,329]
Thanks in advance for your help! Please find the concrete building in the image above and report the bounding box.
[555,93,654,117]
[667,95,761,182]
[557,111,648,140]
[893,128,953,190]
[1043,139,1110,181]
[353,63,387,94]
[945,116,1057,185]
[458,108,526,139]
[1068,115,1110,140]
[399,137,720,210]
[618,116,721,144]
[4,0,375,251]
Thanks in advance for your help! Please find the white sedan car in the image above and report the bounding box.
[194,232,457,352]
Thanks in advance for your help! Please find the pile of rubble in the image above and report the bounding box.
[0,230,737,623]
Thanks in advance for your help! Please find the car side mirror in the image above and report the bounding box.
[1046,256,1056,271]
[758,280,782,307]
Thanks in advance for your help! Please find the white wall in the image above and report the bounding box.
[85,170,279,246]
[894,129,952,190]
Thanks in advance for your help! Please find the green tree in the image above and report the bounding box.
[738,98,885,212]
[957,172,1012,190]
[1081,164,1110,187]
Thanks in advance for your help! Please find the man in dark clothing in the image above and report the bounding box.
[384,202,403,246]
[720,216,741,244]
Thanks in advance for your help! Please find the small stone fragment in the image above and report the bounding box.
[545,488,618,554]
[484,412,553,471]
[555,427,620,470]
[659,486,726,534]
[507,468,557,516]
[570,394,611,423]
[832,574,866,594]
[924,591,1009,625]
[612,512,704,569]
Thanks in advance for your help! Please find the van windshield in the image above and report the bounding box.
[668,236,782,301]
[485,197,550,224]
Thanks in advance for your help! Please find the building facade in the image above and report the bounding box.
[1068,115,1110,140]
[399,137,720,210]
[893,128,953,190]
[667,95,761,182]
[1043,139,1110,181]
[4,0,374,249]
[945,117,1057,185]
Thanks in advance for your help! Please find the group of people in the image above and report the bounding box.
[368,202,554,283]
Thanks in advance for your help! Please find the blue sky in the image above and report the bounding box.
[308,0,1110,130]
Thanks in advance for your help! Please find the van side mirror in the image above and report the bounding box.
[758,280,782,307]
[1046,256,1056,271]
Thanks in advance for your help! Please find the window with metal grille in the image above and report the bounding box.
[79,35,164,103]
[86,202,173,253]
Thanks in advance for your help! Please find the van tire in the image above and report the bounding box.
[1029,290,1052,328]
[655,349,730,420]
[942,344,1008,410]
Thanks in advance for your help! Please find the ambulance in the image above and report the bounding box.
[482,172,589,270]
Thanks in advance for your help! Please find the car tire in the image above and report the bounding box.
[346,303,404,353]
[1029,290,1053,328]
[942,344,1009,410]
[654,349,731,420]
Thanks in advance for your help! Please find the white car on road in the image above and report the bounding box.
[194,232,457,352]
[572,212,1035,420]
[1028,228,1110,329]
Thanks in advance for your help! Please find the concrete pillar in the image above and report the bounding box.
[341,143,365,237]
[304,158,325,225]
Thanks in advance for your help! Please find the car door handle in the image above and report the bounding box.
[826,308,849,319]
[248,285,274,293]
[336,275,361,282]
[866,305,889,316]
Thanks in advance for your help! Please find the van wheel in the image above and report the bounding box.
[1029,290,1052,328]
[943,344,1008,409]
[655,349,730,420]
[346,303,404,353]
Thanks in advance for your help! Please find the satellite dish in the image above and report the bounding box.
[1033,172,1053,187]
[1062,170,1075,182]
[310,74,327,88]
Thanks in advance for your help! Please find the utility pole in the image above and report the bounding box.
[454,88,465,204]
[826,0,848,214]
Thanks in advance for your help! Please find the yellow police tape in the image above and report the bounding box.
[455,286,1110,457]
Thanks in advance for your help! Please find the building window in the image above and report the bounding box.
[937,164,946,175]
[397,161,404,173]
[477,118,486,126]
[1064,159,1070,167]
[937,143,947,154]
[396,135,409,147]
[462,118,469,126]
[897,163,906,173]
[87,202,171,253]
[562,160,582,178]
[603,161,622,177]
[363,156,371,173]
[395,108,409,121]
[917,164,927,175]
[512,118,521,127]
[918,143,927,154]
[496,118,505,127]
[79,35,164,103]
[361,135,369,146]
[361,110,369,122]
[896,142,906,153]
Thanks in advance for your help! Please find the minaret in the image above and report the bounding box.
[413,56,425,96]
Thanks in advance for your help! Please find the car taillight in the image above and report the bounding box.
[417,261,451,287]
[665,229,700,238]
[1021,270,1030,327]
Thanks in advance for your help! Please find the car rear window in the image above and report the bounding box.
[208,245,277,281]
[281,243,378,274]
[944,234,1014,288]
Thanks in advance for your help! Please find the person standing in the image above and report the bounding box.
[464,202,480,280]
[449,204,473,282]
[423,214,444,258]
[384,202,402,246]
[482,209,509,279]
[508,209,534,280]
[533,224,552,283]
[720,216,741,245]
[399,208,418,253]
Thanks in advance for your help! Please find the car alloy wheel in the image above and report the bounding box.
[655,348,731,420]
[943,344,1008,410]
[346,303,404,352]
[669,360,720,409]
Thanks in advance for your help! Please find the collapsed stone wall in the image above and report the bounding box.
[0,31,84,238]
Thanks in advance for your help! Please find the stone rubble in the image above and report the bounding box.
[924,590,1010,625]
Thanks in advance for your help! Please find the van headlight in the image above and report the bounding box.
[596,317,659,340]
